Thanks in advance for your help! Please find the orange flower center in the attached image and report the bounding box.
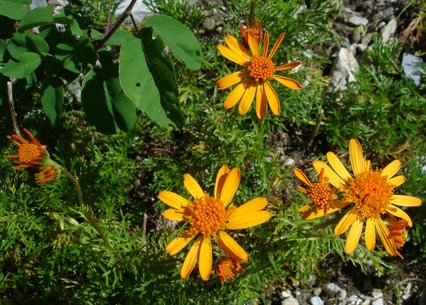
[308,182,335,209]
[346,171,394,218]
[184,195,228,238]
[17,143,45,165]
[248,56,275,82]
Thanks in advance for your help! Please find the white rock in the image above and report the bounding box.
[309,296,324,305]
[348,15,369,26]
[116,0,153,24]
[282,296,299,305]
[361,297,372,305]
[348,294,362,305]
[372,298,384,305]
[328,47,359,92]
[282,289,292,298]
[402,53,424,86]
[313,288,322,296]
[381,18,397,42]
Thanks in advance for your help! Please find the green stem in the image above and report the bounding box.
[61,167,122,261]
[248,0,257,25]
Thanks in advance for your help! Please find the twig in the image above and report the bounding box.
[307,108,324,148]
[142,213,147,242]
[130,14,139,34]
[105,0,113,32]
[94,0,137,50]
[7,80,21,136]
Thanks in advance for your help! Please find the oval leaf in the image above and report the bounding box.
[0,0,30,20]
[41,78,64,126]
[7,32,49,58]
[1,52,41,79]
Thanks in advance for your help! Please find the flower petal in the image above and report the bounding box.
[255,83,267,119]
[215,164,229,199]
[293,168,313,187]
[198,237,213,281]
[262,31,269,57]
[217,44,248,65]
[386,205,413,227]
[158,191,190,209]
[238,82,257,115]
[233,197,268,214]
[217,71,247,90]
[388,175,406,187]
[166,234,194,256]
[247,32,259,57]
[220,167,241,207]
[272,75,302,90]
[381,160,402,179]
[302,201,348,219]
[264,81,280,115]
[313,160,345,188]
[224,83,245,109]
[326,152,351,181]
[180,237,201,279]
[375,218,397,256]
[183,174,205,199]
[224,35,251,61]
[162,209,185,221]
[216,231,248,262]
[268,32,285,59]
[275,61,301,71]
[334,210,357,236]
[345,218,363,254]
[226,210,271,229]
[349,139,365,176]
[390,195,422,207]
[365,218,376,250]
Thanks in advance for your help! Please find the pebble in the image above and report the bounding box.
[309,296,324,305]
[348,15,369,26]
[282,289,292,298]
[381,18,397,42]
[282,296,299,305]
[402,53,424,86]
[313,288,322,296]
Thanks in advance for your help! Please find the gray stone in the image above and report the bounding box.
[348,294,362,305]
[328,47,359,92]
[326,282,347,301]
[402,53,424,86]
[348,15,369,26]
[378,7,395,21]
[313,288,322,296]
[282,296,299,305]
[116,0,152,24]
[381,18,397,42]
[361,297,372,305]
[351,29,361,44]
[372,298,384,305]
[282,289,292,298]
[309,296,324,305]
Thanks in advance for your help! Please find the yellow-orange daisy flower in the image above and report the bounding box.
[293,168,341,218]
[239,16,263,45]
[313,139,422,256]
[5,129,47,169]
[158,165,271,281]
[215,257,245,284]
[217,31,302,119]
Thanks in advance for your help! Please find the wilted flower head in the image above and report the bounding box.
[215,257,245,284]
[240,16,263,45]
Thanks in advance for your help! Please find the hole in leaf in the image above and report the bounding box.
[136,82,141,87]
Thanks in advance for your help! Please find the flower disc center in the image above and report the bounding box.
[248,56,275,82]
[346,171,393,218]
[308,182,334,209]
[18,143,45,165]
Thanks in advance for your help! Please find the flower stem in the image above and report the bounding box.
[61,167,122,261]
[249,0,257,25]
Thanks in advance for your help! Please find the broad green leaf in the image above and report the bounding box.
[41,78,64,126]
[119,37,173,127]
[0,0,29,20]
[0,52,41,79]
[106,29,134,46]
[19,5,70,32]
[7,32,49,59]
[55,35,96,73]
[141,27,184,128]
[144,14,202,70]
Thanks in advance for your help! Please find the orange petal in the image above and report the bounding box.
[166,234,194,256]
[313,160,345,188]
[262,32,269,57]
[215,164,229,199]
[255,83,267,119]
[220,167,241,208]
[162,209,185,221]
[217,44,248,65]
[390,195,422,207]
[326,152,351,181]
[224,83,245,109]
[349,139,365,176]
[365,218,376,250]
[226,210,271,229]
[345,218,363,254]
[334,210,357,236]
[264,82,280,115]
[238,82,257,115]
[272,75,302,90]
[268,32,285,59]
[216,231,248,262]
[217,71,246,90]
[275,61,301,71]
[158,191,190,209]
[224,34,251,61]
[375,218,397,256]
[388,175,406,187]
[232,197,268,214]
[180,237,201,279]
[386,205,413,227]
[183,174,205,199]
[381,160,402,179]
[293,168,313,187]
[302,204,345,219]
[247,32,259,57]
[198,237,213,281]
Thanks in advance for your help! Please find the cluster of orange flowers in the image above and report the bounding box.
[4,17,422,285]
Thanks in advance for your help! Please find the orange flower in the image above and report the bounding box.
[215,257,245,284]
[388,216,409,258]
[217,31,302,119]
[158,165,271,281]
[293,168,341,218]
[35,165,59,184]
[5,129,47,169]
[240,16,263,45]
